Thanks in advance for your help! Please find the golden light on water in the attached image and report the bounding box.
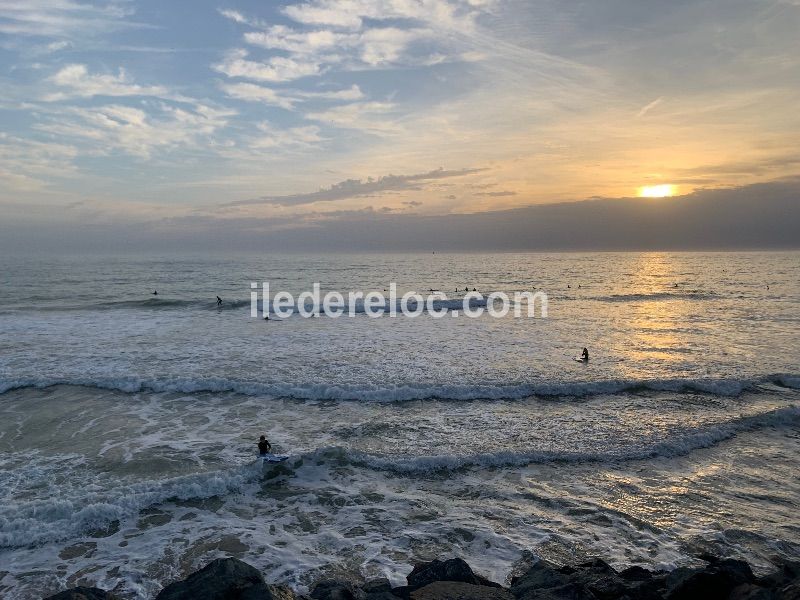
[638,184,676,198]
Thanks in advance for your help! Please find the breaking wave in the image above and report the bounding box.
[1,374,798,402]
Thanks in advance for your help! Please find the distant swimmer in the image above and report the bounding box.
[264,315,270,320]
[216,296,223,306]
[258,435,272,456]
[465,287,469,292]
[581,347,589,361]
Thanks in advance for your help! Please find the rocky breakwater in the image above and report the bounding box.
[43,554,800,600]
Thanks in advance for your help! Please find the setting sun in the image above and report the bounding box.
[638,184,677,198]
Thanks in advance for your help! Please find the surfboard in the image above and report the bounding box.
[261,453,290,463]
[574,358,588,363]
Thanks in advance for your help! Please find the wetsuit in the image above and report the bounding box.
[258,439,272,455]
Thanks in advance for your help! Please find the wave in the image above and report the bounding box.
[0,462,264,549]
[592,291,719,302]
[2,296,493,315]
[1,373,798,401]
[3,405,797,549]
[342,405,800,473]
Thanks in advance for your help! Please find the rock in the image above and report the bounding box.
[407,559,501,590]
[729,583,776,600]
[510,557,664,600]
[155,557,294,600]
[310,579,363,600]
[361,578,404,600]
[43,588,119,600]
[363,579,393,594]
[618,566,657,582]
[410,581,514,600]
[760,562,800,590]
[666,559,755,600]
[779,582,800,600]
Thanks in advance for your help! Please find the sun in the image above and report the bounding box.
[638,184,676,198]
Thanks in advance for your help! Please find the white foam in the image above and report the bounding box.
[0,462,263,548]
[1,373,797,401]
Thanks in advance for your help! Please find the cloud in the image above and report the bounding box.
[0,0,140,38]
[305,101,397,132]
[215,0,490,88]
[34,102,233,159]
[0,133,79,192]
[43,64,169,101]
[7,178,798,253]
[636,97,664,118]
[475,190,517,197]
[213,49,322,82]
[248,121,325,149]
[219,81,364,109]
[281,0,481,33]
[225,167,487,207]
[219,81,297,109]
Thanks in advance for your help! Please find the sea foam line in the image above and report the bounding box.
[0,373,798,401]
[340,404,800,474]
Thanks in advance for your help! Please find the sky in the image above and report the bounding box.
[0,0,799,251]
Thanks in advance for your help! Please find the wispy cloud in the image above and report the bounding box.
[226,167,487,207]
[219,81,363,109]
[215,0,490,87]
[305,101,397,132]
[636,97,664,118]
[0,133,79,191]
[43,64,169,101]
[34,102,233,159]
[0,0,141,38]
[213,49,323,83]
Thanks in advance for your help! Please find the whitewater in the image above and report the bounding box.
[1,251,799,599]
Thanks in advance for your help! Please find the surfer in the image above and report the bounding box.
[216,296,222,306]
[581,347,589,361]
[152,290,158,295]
[258,435,272,456]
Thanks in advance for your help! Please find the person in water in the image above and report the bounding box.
[581,347,589,361]
[152,290,158,295]
[216,296,222,306]
[258,435,272,456]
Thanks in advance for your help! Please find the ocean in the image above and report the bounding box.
[1,252,798,599]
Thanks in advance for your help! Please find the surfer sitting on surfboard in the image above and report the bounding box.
[258,435,272,456]
[581,347,589,361]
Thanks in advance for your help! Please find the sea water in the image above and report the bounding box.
[0,252,798,598]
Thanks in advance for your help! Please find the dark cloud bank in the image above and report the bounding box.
[4,179,799,253]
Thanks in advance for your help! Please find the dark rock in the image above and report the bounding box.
[363,579,393,594]
[779,582,800,600]
[666,559,755,600]
[510,557,667,600]
[361,578,404,600]
[407,559,501,590]
[43,588,119,600]
[155,557,294,600]
[729,583,776,600]
[310,579,362,600]
[760,562,800,590]
[618,565,657,582]
[410,581,514,600]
